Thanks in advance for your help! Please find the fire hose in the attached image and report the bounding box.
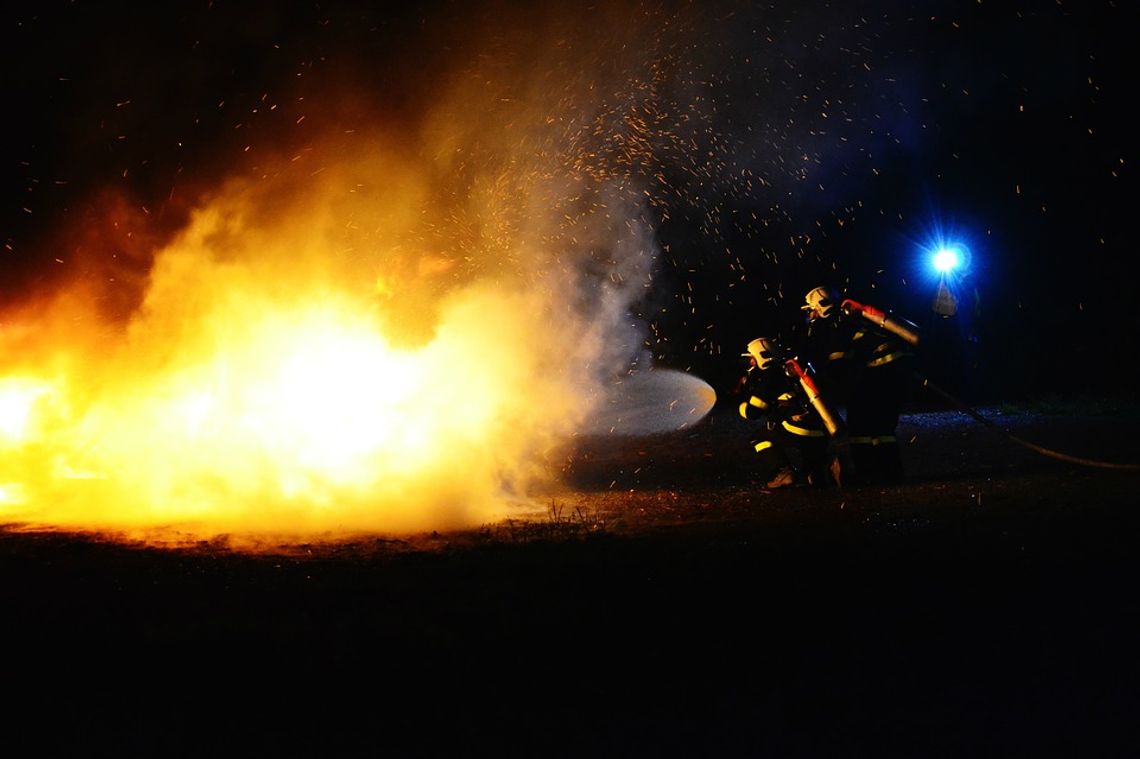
[840,297,1138,470]
[918,375,1140,472]
[784,358,843,437]
[841,298,920,346]
[784,359,1139,470]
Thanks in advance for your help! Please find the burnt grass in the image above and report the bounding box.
[3,397,1140,757]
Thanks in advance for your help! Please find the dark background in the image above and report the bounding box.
[3,1,1135,403]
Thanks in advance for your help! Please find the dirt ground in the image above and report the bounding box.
[3,397,1140,757]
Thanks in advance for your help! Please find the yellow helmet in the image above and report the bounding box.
[743,337,780,370]
[802,285,837,319]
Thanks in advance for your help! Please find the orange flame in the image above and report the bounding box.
[0,147,624,546]
[1,4,710,547]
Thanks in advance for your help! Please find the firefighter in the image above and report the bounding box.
[800,285,919,485]
[736,336,836,489]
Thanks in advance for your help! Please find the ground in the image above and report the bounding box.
[3,397,1139,757]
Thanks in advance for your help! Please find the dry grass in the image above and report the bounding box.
[482,498,608,543]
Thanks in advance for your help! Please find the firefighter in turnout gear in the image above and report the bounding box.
[801,285,919,485]
[736,336,838,489]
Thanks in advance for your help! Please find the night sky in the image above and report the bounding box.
[3,0,1135,402]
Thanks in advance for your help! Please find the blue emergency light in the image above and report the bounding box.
[932,246,961,274]
[930,239,972,275]
[925,240,971,317]
[915,222,973,279]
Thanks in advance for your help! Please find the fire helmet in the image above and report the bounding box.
[802,285,838,320]
[742,337,780,370]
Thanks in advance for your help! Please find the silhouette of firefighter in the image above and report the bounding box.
[799,285,921,486]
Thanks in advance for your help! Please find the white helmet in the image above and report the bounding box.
[743,337,780,370]
[802,285,837,319]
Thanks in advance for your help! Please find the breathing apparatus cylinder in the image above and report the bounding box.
[784,358,843,437]
[840,299,921,346]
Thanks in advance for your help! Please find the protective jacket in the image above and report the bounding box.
[737,363,830,481]
[803,302,917,483]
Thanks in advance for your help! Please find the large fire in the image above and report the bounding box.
[0,143,666,545]
[0,4,733,547]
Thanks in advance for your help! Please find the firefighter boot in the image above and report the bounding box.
[765,467,797,489]
[804,455,839,488]
[808,455,843,488]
